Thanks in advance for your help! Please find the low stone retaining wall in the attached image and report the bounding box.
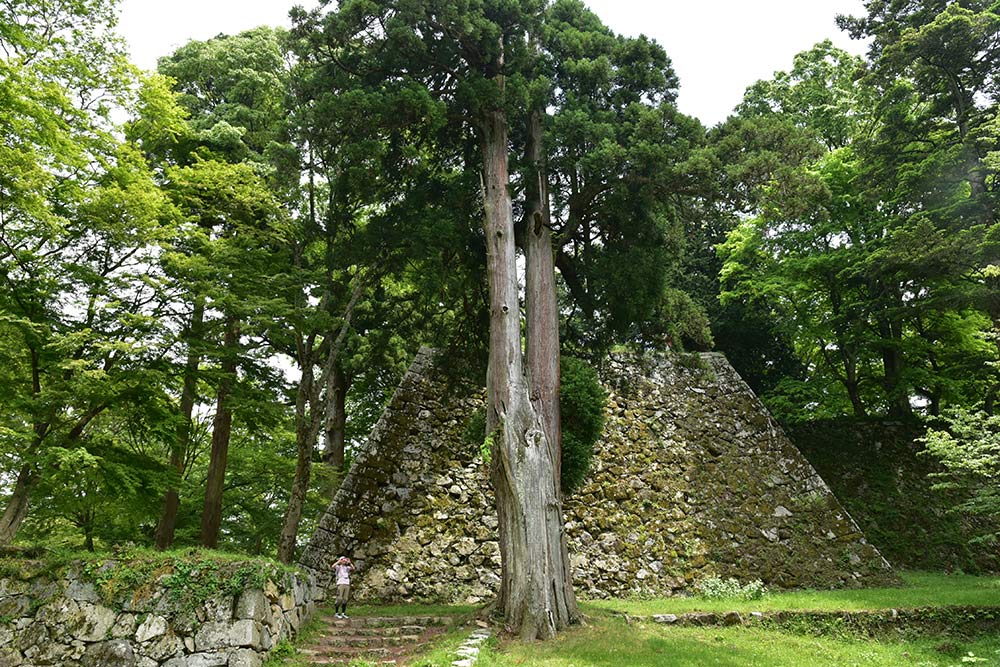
[635,605,1000,637]
[0,557,318,667]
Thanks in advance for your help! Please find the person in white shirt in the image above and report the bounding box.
[332,556,355,619]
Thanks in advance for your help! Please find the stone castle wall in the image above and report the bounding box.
[300,349,894,603]
[0,561,316,667]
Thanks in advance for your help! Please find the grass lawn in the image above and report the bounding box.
[469,613,1000,667]
[584,571,1000,616]
[269,572,1000,667]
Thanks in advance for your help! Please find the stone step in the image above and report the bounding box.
[326,615,456,628]
[301,646,393,659]
[305,656,398,665]
[312,634,423,648]
[317,623,429,636]
[305,658,398,666]
[299,612,457,665]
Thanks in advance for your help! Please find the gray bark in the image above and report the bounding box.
[482,105,575,640]
[524,107,579,622]
[0,464,35,545]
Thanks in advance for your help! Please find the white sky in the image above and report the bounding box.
[118,0,869,127]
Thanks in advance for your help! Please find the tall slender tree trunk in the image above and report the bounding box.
[481,104,575,640]
[200,315,240,549]
[277,360,315,564]
[0,464,36,545]
[322,364,349,472]
[523,107,579,623]
[277,276,365,564]
[876,314,911,419]
[156,296,206,550]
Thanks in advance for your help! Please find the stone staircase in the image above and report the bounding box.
[300,614,459,665]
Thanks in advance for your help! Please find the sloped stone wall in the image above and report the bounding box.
[789,419,1000,573]
[299,349,895,603]
[0,561,316,667]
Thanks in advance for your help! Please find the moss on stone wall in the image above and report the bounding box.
[788,419,1000,574]
[299,349,896,604]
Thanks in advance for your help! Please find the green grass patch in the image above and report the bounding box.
[405,626,482,667]
[584,572,1000,616]
[474,612,1000,667]
[266,575,1000,667]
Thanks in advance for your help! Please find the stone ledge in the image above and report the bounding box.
[0,562,319,667]
[628,605,1000,636]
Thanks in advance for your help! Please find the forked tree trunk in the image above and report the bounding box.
[523,107,579,622]
[200,315,240,549]
[481,105,576,640]
[0,351,47,546]
[277,277,365,564]
[156,295,205,550]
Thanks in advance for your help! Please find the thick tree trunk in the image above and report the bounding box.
[156,296,205,550]
[481,106,575,640]
[835,344,868,418]
[322,364,349,472]
[200,315,240,549]
[523,107,579,623]
[0,464,36,545]
[846,383,868,418]
[83,519,95,553]
[524,109,561,467]
[0,350,48,546]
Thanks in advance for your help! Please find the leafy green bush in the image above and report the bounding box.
[559,356,606,495]
[922,409,1000,546]
[694,576,768,601]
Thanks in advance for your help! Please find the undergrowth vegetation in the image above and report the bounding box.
[693,576,768,601]
[0,545,299,613]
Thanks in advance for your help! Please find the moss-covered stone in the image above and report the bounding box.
[299,348,896,603]
[788,419,1000,573]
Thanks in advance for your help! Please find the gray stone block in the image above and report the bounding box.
[81,640,136,667]
[73,603,118,642]
[235,590,268,623]
[228,619,262,648]
[64,578,101,603]
[0,648,23,667]
[135,614,168,643]
[228,649,263,667]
